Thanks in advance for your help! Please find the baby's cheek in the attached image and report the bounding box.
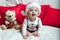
[35,12,38,14]
[29,11,32,13]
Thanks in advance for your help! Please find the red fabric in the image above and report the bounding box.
[38,5,50,21]
[17,4,27,23]
[42,6,60,28]
[7,24,14,29]
[0,4,47,25]
[0,4,60,28]
[0,4,23,25]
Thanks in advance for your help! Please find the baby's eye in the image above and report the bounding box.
[30,9,33,11]
[35,10,38,11]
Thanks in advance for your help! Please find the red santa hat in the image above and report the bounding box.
[21,2,41,16]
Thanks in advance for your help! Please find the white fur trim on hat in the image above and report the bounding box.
[25,2,41,16]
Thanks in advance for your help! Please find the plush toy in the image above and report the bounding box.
[1,10,21,30]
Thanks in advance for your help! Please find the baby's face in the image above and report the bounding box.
[27,7,39,20]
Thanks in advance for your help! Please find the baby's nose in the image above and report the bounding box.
[32,11,35,13]
[32,11,36,14]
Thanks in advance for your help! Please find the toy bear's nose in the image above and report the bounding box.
[8,16,11,17]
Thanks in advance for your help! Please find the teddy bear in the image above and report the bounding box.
[1,10,21,30]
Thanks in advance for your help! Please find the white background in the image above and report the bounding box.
[0,0,60,9]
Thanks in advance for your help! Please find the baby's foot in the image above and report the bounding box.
[33,32,40,37]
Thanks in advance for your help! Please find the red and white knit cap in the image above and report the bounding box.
[22,2,41,16]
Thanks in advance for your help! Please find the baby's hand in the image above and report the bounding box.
[14,21,17,24]
[33,31,40,37]
[23,35,28,39]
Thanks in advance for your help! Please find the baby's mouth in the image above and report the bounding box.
[32,14,36,16]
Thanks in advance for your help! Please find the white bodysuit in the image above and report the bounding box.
[22,17,42,36]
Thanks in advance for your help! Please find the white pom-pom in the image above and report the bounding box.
[21,10,26,16]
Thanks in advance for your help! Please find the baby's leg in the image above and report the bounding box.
[27,31,32,37]
[33,31,40,37]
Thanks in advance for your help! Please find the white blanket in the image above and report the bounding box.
[0,28,23,40]
[0,25,59,40]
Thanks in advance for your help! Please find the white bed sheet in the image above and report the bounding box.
[0,25,59,40]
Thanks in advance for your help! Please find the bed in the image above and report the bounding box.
[0,25,59,40]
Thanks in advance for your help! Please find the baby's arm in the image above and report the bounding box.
[38,18,43,34]
[22,18,28,39]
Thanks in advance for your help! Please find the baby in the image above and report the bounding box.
[22,2,42,39]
